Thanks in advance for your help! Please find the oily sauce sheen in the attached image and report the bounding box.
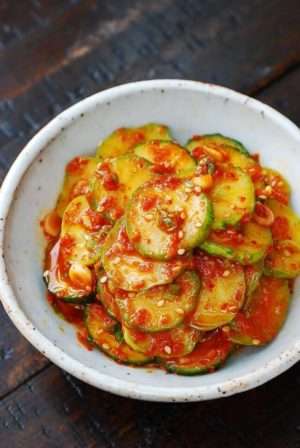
[41,125,299,374]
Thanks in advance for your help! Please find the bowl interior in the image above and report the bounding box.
[3,81,300,400]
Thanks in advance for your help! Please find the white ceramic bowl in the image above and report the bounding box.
[1,80,300,402]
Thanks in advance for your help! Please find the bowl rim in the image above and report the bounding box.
[1,79,300,402]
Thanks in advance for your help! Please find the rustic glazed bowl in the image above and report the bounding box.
[1,80,300,402]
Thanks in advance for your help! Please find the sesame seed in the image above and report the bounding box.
[222,270,230,277]
[265,185,272,194]
[98,206,104,212]
[195,222,202,228]
[164,345,172,355]
[271,180,277,187]
[112,256,121,264]
[102,343,110,350]
[180,212,186,220]
[284,250,291,257]
[194,186,202,194]
[100,275,108,283]
[177,248,185,255]
[145,213,153,221]
[176,308,184,315]
[222,326,230,333]
[157,299,165,307]
[252,339,261,345]
[178,230,184,239]
[278,181,284,186]
[258,195,267,200]
[177,207,184,212]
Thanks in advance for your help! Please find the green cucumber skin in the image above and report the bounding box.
[200,241,265,265]
[264,266,299,279]
[126,187,213,261]
[164,349,234,376]
[201,133,250,156]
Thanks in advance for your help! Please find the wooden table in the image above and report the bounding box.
[1,1,300,446]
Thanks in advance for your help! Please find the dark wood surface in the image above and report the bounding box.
[0,1,300,446]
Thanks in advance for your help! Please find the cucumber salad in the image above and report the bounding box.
[41,124,300,375]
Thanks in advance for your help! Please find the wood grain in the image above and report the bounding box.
[1,361,300,447]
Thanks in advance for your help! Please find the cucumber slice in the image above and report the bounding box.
[254,169,290,204]
[96,123,172,159]
[266,200,300,277]
[56,157,97,217]
[44,240,93,303]
[201,222,272,265]
[126,178,213,260]
[116,270,200,332]
[61,195,107,266]
[102,219,187,291]
[97,273,121,320]
[165,330,233,375]
[268,199,300,244]
[191,256,245,330]
[244,262,263,308]
[186,134,255,171]
[265,240,300,278]
[90,154,155,218]
[134,140,196,178]
[85,303,117,335]
[228,276,290,345]
[211,166,255,229]
[123,324,201,359]
[85,304,151,365]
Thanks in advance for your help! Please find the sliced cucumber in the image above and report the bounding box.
[126,178,213,260]
[191,258,245,330]
[85,304,151,365]
[201,222,272,265]
[90,154,155,218]
[44,240,93,303]
[97,273,121,320]
[117,271,200,332]
[96,123,172,159]
[61,195,106,266]
[56,157,97,217]
[134,140,196,178]
[123,324,201,359]
[102,219,187,291]
[244,262,263,308]
[186,134,256,171]
[268,199,300,244]
[254,169,290,203]
[228,276,290,345]
[85,303,117,335]
[265,240,300,278]
[165,330,233,375]
[210,166,255,229]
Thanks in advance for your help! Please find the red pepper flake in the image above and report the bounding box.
[85,209,109,231]
[211,228,244,246]
[66,157,89,174]
[272,189,289,205]
[248,164,263,182]
[98,162,119,191]
[141,195,158,211]
[152,163,175,175]
[134,308,151,326]
[192,147,205,160]
[272,216,291,240]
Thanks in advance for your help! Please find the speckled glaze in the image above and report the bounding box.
[0,80,300,402]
